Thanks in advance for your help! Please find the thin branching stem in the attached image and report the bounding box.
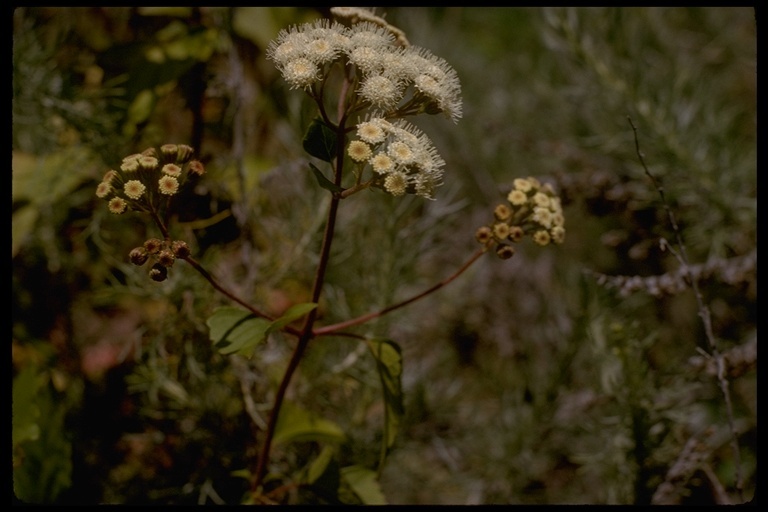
[628,116,743,501]
[179,255,310,339]
[314,247,487,337]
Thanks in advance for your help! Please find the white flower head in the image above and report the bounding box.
[371,152,395,174]
[357,119,387,144]
[282,57,320,89]
[267,27,310,68]
[348,46,383,74]
[348,140,372,162]
[347,22,396,51]
[403,47,463,122]
[124,180,146,200]
[373,119,445,199]
[359,74,402,110]
[384,171,408,196]
[387,140,415,164]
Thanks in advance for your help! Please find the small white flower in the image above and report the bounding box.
[384,171,408,196]
[359,74,402,109]
[283,57,319,89]
[124,180,146,200]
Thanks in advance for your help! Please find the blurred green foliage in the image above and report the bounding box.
[12,7,755,505]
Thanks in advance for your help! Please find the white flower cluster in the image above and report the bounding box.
[348,117,445,199]
[266,19,462,123]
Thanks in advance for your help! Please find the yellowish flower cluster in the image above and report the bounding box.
[347,117,445,199]
[476,177,565,259]
[95,144,205,215]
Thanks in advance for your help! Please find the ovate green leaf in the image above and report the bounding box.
[309,163,344,194]
[266,302,317,336]
[273,402,346,446]
[303,117,338,162]
[206,307,271,357]
[306,445,337,485]
[341,466,387,505]
[366,338,404,450]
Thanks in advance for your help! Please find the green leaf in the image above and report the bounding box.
[13,366,72,503]
[12,366,46,448]
[126,88,156,127]
[306,445,338,487]
[303,117,338,162]
[273,402,346,446]
[341,466,387,505]
[309,163,344,194]
[266,302,317,336]
[366,338,404,450]
[12,149,98,255]
[12,205,37,258]
[230,468,251,480]
[206,307,271,357]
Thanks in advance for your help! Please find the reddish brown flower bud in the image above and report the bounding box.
[187,160,205,176]
[157,249,176,268]
[143,238,163,254]
[475,226,493,245]
[171,240,190,258]
[495,244,515,260]
[129,247,149,266]
[149,263,168,282]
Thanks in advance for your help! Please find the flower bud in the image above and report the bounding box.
[187,160,205,176]
[157,249,176,268]
[160,144,179,159]
[493,204,512,221]
[495,244,515,260]
[129,247,149,266]
[176,144,195,163]
[508,226,524,242]
[149,263,168,282]
[171,240,190,258]
[475,226,493,245]
[143,238,163,254]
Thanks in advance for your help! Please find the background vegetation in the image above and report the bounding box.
[12,7,756,505]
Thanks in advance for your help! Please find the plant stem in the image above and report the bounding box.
[149,205,171,240]
[628,116,743,501]
[314,247,487,337]
[251,192,340,492]
[251,86,351,493]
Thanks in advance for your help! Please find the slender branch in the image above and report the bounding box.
[314,247,487,337]
[628,116,743,501]
[340,179,373,198]
[149,206,171,240]
[181,255,307,338]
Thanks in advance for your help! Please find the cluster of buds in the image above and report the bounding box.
[476,177,566,259]
[95,144,205,216]
[129,238,190,282]
[347,117,445,199]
